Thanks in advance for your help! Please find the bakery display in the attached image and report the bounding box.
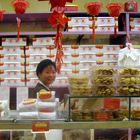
[118,86,140,96]
[95,86,115,96]
[68,75,92,96]
[94,67,115,76]
[94,77,114,85]
[119,68,140,76]
[118,68,140,96]
[18,91,59,120]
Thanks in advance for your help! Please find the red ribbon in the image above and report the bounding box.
[92,19,96,41]
[54,26,64,73]
[16,17,21,41]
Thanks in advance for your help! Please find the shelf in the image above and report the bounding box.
[0,120,140,130]
[2,12,119,23]
[67,95,140,98]
[130,31,140,35]
[0,31,126,36]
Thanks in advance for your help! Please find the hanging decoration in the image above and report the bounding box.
[48,10,68,73]
[0,10,4,22]
[106,3,123,38]
[11,0,29,40]
[85,2,102,41]
[49,0,73,9]
[48,0,73,73]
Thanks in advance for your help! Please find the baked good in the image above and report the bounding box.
[118,86,140,96]
[95,86,115,96]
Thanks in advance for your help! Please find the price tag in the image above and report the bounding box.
[32,121,49,133]
[104,98,120,109]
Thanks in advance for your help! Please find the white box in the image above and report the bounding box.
[0,54,23,62]
[130,18,140,26]
[68,17,92,26]
[26,54,55,63]
[26,46,49,54]
[95,26,118,32]
[130,25,140,31]
[0,70,25,78]
[95,17,117,26]
[0,46,24,54]
[32,37,54,46]
[2,38,26,46]
[68,25,92,32]
[0,62,24,70]
[1,78,25,86]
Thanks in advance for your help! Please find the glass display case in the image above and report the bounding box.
[65,95,140,122]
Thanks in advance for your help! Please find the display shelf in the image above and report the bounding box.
[0,120,139,130]
[130,31,140,35]
[65,95,140,98]
[2,12,121,23]
[0,31,127,36]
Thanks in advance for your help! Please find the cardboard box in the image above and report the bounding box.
[0,54,24,62]
[0,62,24,70]
[0,46,24,54]
[130,25,140,31]
[130,18,140,26]
[2,38,26,47]
[68,17,92,26]
[32,37,54,46]
[1,78,25,86]
[0,70,25,78]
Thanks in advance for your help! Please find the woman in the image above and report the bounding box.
[32,59,57,140]
[33,59,56,95]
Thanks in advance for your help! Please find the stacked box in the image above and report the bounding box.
[130,18,140,31]
[0,38,26,86]
[68,17,118,32]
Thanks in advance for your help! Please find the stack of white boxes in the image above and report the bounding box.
[26,37,55,86]
[0,38,26,86]
[68,17,118,33]
[37,91,58,119]
[18,91,59,120]
[26,38,69,87]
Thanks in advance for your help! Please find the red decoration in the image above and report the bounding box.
[49,0,73,9]
[0,10,4,22]
[85,2,102,41]
[12,0,29,40]
[106,3,123,17]
[48,10,68,73]
[107,3,123,38]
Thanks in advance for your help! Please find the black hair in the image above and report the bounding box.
[36,59,56,77]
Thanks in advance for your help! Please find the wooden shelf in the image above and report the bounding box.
[0,120,139,130]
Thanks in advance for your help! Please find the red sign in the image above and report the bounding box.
[32,121,49,133]
[104,98,120,109]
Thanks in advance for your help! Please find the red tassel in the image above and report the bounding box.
[114,23,117,38]
[16,17,21,41]
[92,19,96,41]
[55,26,64,73]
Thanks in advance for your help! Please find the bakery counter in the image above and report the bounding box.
[0,120,140,130]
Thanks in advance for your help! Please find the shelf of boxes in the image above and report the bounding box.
[0,38,26,86]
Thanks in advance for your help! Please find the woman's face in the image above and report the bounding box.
[39,65,56,86]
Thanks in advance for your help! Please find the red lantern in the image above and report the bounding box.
[106,3,123,17]
[48,10,68,73]
[0,10,4,22]
[107,3,123,38]
[12,0,29,40]
[85,2,102,41]
[49,0,73,9]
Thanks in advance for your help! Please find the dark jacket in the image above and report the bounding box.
[30,82,50,98]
